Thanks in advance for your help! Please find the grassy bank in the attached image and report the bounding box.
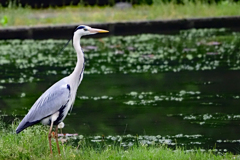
[0,120,238,160]
[0,2,240,27]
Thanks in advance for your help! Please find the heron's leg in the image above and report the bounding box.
[48,121,54,154]
[55,125,61,155]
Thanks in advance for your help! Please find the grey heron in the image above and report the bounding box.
[16,25,109,154]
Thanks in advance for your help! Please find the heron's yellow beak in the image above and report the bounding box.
[89,28,109,33]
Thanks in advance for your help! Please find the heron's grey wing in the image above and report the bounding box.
[16,81,71,134]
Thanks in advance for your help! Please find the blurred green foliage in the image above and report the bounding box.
[153,0,239,4]
[0,16,8,26]
[0,0,239,8]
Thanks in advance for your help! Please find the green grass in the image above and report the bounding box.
[0,2,240,27]
[0,119,238,160]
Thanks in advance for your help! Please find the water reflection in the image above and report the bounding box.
[0,29,240,153]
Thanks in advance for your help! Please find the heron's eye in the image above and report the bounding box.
[83,28,88,31]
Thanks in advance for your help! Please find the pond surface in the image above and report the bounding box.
[1,28,240,153]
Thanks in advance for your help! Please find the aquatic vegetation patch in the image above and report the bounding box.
[172,112,240,127]
[0,29,240,84]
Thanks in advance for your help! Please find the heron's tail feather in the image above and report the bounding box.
[16,120,40,134]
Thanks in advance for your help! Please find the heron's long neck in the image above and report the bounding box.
[70,34,85,87]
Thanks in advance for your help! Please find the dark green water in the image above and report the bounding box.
[1,28,240,153]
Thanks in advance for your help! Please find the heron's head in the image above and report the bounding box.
[74,25,109,37]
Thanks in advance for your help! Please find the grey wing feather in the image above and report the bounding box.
[16,79,70,133]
